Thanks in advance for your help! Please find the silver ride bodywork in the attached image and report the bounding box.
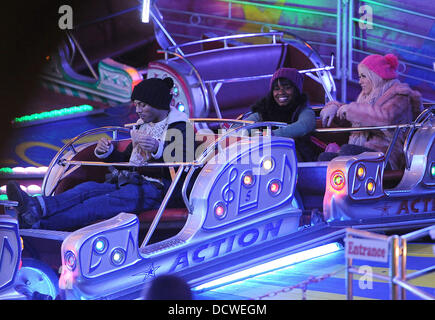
[1,109,435,299]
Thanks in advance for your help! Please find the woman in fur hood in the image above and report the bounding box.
[319,53,423,170]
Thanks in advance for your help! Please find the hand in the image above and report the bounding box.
[320,103,339,127]
[134,134,159,154]
[95,137,112,155]
[325,142,340,153]
[337,104,351,120]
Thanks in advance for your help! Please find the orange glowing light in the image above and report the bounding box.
[366,179,376,195]
[243,175,253,186]
[357,166,365,179]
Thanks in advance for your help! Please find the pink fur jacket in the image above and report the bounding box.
[336,81,423,170]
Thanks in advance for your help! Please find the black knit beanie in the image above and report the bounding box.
[131,77,174,110]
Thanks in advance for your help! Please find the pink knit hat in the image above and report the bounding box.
[360,54,399,80]
[270,67,304,93]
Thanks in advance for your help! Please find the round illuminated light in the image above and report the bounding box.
[64,251,77,271]
[268,179,282,196]
[93,237,108,254]
[366,179,376,195]
[242,172,255,187]
[430,162,435,178]
[356,164,366,180]
[243,175,252,185]
[111,248,126,266]
[172,85,179,97]
[176,102,186,113]
[214,202,227,220]
[262,158,274,171]
[330,170,345,191]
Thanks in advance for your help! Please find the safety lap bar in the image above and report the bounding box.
[42,126,130,195]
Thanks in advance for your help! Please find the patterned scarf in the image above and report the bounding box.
[129,116,169,165]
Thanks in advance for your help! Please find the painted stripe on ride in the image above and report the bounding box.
[406,243,435,257]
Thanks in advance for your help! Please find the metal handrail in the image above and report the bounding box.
[315,122,424,133]
[346,226,435,300]
[167,31,284,51]
[398,225,435,300]
[204,64,336,85]
[156,1,434,103]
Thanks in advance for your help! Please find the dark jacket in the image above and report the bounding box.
[100,108,193,206]
[246,94,318,162]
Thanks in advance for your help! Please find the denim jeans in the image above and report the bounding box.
[38,181,164,230]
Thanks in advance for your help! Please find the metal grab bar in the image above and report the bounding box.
[141,165,186,248]
[203,65,335,85]
[194,121,288,164]
[167,31,284,51]
[315,122,424,133]
[189,118,255,125]
[41,126,130,195]
[61,160,198,168]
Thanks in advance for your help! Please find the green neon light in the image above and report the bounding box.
[0,167,13,174]
[13,105,94,123]
[217,0,336,18]
[0,195,8,201]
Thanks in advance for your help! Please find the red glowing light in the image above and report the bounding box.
[215,205,225,217]
[270,182,280,193]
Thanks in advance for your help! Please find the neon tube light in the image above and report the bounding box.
[193,242,342,291]
[13,105,94,124]
[142,0,150,23]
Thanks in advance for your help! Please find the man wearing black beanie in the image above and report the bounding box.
[7,77,193,231]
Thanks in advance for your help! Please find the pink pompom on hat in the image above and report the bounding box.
[360,53,399,80]
[270,67,304,93]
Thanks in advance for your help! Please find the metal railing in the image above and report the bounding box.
[157,29,336,117]
[155,0,435,103]
[345,226,435,300]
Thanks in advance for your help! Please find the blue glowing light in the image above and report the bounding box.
[94,237,108,254]
[192,242,342,291]
[111,248,126,265]
[177,102,186,113]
